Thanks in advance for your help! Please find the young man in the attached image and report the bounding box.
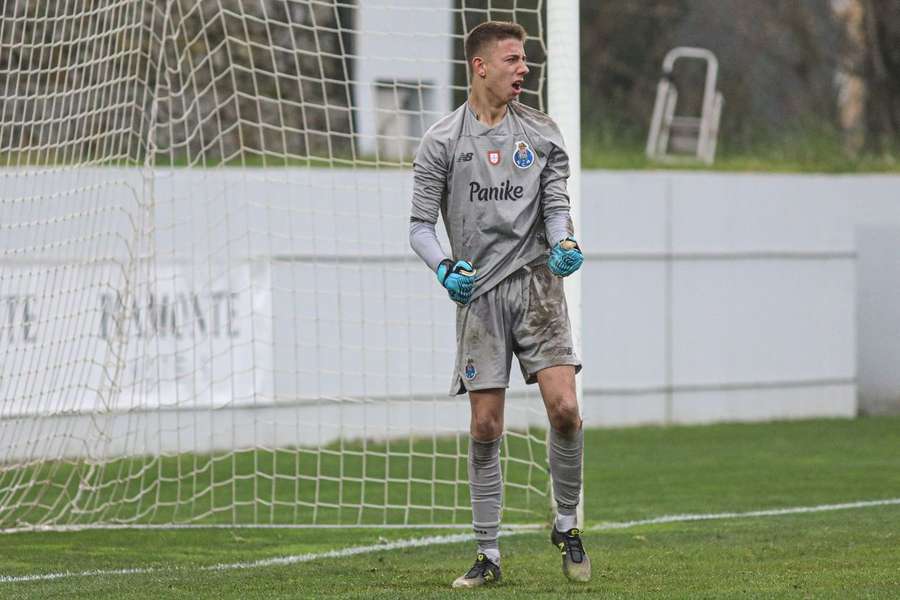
[409,21,590,588]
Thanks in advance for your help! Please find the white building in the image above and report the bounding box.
[354,0,456,162]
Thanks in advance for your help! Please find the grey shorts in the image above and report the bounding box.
[450,261,582,395]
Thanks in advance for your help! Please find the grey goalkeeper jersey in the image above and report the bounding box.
[409,101,574,301]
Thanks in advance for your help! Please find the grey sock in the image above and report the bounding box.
[549,426,583,526]
[469,436,503,561]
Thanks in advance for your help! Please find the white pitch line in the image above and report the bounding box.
[2,497,898,585]
[0,533,479,584]
[588,497,900,531]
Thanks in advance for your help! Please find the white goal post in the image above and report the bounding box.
[0,0,580,531]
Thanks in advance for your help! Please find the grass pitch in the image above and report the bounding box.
[1,416,899,599]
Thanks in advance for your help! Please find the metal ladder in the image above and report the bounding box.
[646,47,723,165]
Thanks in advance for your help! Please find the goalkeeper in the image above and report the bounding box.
[409,20,589,589]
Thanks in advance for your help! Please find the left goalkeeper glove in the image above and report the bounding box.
[436,259,477,305]
[548,237,583,277]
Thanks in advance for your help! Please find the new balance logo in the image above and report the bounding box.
[457,152,474,162]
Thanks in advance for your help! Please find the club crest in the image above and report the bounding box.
[513,140,534,169]
[464,359,477,381]
[487,150,501,165]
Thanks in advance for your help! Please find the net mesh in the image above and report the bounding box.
[0,0,556,530]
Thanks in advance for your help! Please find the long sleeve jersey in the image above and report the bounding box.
[409,101,574,301]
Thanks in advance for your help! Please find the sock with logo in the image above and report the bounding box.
[469,435,503,565]
[549,426,583,531]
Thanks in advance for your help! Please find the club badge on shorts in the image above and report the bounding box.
[513,140,534,169]
[487,150,500,165]
[465,359,477,381]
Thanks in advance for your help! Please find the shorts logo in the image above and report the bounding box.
[464,359,477,381]
[513,140,534,169]
[487,150,500,165]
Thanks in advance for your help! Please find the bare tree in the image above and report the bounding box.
[863,0,900,152]
[0,1,355,166]
[831,0,868,156]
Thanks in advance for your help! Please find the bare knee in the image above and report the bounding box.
[547,397,581,435]
[471,411,503,441]
[469,389,505,441]
[536,366,580,435]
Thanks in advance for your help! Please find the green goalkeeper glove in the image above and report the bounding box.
[436,259,476,305]
[548,237,583,277]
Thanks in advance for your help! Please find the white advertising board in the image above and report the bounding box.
[0,261,272,416]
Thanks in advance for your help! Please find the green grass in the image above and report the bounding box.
[1,417,899,598]
[6,130,899,173]
[0,430,549,528]
[582,144,900,173]
[581,126,900,173]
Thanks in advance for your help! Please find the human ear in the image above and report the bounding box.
[472,57,486,78]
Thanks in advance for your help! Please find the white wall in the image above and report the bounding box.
[856,225,900,414]
[580,172,861,425]
[2,168,899,458]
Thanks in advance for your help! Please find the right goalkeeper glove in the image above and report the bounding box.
[436,259,476,305]
[548,237,583,277]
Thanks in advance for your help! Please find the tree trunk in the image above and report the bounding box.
[831,0,868,156]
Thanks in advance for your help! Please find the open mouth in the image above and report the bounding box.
[512,80,523,93]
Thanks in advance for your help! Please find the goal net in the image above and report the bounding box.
[0,0,578,530]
